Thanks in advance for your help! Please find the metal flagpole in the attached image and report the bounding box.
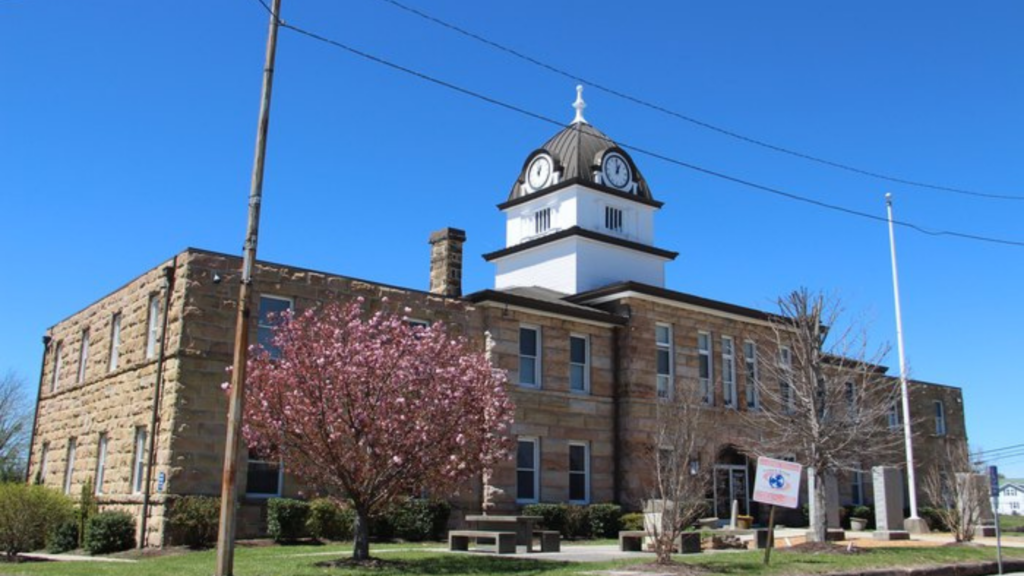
[886,193,921,526]
[215,0,282,574]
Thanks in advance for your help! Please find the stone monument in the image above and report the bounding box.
[873,466,910,540]
[806,468,845,541]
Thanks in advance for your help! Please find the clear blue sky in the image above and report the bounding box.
[2,1,1021,475]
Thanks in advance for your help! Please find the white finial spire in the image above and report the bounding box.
[572,85,587,124]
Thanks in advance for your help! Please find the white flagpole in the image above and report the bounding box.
[886,193,921,526]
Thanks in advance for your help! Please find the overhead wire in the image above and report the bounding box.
[373,0,1024,202]
[247,0,1024,248]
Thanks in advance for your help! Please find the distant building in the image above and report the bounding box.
[998,482,1024,516]
[26,90,968,545]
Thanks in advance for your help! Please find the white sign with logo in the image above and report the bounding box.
[752,457,803,509]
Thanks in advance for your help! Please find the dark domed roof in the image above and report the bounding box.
[507,121,654,202]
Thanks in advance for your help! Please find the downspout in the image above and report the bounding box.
[24,334,51,484]
[139,259,177,548]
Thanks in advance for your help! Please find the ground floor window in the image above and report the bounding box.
[516,438,539,503]
[246,448,283,498]
[568,442,589,504]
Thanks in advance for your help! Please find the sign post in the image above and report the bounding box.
[989,466,1003,575]
[753,457,803,565]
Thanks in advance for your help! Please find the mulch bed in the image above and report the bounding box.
[780,541,868,555]
[622,561,711,575]
[314,557,409,570]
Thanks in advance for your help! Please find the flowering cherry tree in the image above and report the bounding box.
[238,298,515,560]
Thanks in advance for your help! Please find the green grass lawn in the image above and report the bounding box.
[0,542,1020,576]
[1001,514,1024,532]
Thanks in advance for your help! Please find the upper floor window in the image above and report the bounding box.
[1007,487,1017,497]
[257,295,293,358]
[50,341,63,393]
[744,341,759,410]
[604,206,623,233]
[845,382,858,418]
[519,326,541,387]
[655,324,673,399]
[779,346,794,414]
[77,330,90,384]
[534,208,552,235]
[108,313,122,372]
[934,400,947,436]
[569,335,589,393]
[698,332,713,405]
[722,336,736,408]
[146,294,160,359]
[888,401,903,430]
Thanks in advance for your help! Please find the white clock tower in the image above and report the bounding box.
[484,86,677,295]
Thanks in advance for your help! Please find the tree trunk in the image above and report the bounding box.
[352,508,371,561]
[810,471,828,543]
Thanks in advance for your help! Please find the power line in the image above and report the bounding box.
[252,4,1024,248]
[373,0,1024,202]
[974,443,1024,456]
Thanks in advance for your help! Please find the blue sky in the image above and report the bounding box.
[2,1,1021,475]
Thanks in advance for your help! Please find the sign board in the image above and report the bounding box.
[989,466,1000,499]
[752,457,803,509]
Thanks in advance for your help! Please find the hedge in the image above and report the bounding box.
[83,511,135,555]
[169,495,220,549]
[0,483,74,559]
[267,498,310,542]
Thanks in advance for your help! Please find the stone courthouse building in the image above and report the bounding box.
[27,92,968,546]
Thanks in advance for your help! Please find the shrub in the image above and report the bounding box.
[306,498,354,542]
[522,503,567,535]
[47,519,80,554]
[169,495,220,549]
[588,503,623,539]
[389,498,451,542]
[621,512,644,532]
[0,483,74,560]
[267,498,310,542]
[83,511,135,555]
[77,479,98,548]
[564,505,591,540]
[919,506,950,532]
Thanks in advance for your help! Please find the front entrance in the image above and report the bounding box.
[713,465,749,518]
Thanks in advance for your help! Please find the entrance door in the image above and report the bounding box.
[713,465,750,518]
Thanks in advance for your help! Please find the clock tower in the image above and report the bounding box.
[484,86,677,295]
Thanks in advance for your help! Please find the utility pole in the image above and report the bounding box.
[215,1,282,574]
[886,193,924,533]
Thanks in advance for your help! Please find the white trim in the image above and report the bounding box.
[94,433,108,495]
[63,438,76,495]
[257,294,294,357]
[655,323,673,400]
[743,340,760,410]
[131,427,147,494]
[722,336,736,409]
[108,312,121,372]
[568,441,591,504]
[934,400,947,436]
[569,333,590,394]
[698,331,713,405]
[50,341,62,393]
[76,329,89,384]
[778,346,794,414]
[146,294,160,359]
[578,291,786,329]
[516,437,540,504]
[474,302,621,328]
[518,325,542,388]
[245,458,284,499]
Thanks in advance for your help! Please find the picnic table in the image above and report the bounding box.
[463,515,546,552]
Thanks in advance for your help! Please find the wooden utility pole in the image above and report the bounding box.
[214,1,281,574]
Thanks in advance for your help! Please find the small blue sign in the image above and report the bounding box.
[157,471,166,492]
[988,466,999,498]
[769,474,786,489]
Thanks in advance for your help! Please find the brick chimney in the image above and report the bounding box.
[429,227,467,297]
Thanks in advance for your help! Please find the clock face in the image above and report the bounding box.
[602,153,631,189]
[526,155,552,191]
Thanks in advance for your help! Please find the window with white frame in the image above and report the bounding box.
[131,427,147,494]
[888,401,903,430]
[568,442,590,503]
[569,335,589,393]
[246,448,283,498]
[257,295,293,358]
[77,330,89,384]
[108,313,121,372]
[38,442,49,484]
[51,341,62,393]
[146,294,160,359]
[94,433,108,495]
[779,346,794,414]
[604,206,623,233]
[655,324,673,399]
[516,438,539,503]
[851,466,865,505]
[519,326,541,387]
[534,208,552,235]
[698,332,713,405]
[63,438,76,495]
[744,341,759,410]
[722,336,736,408]
[1012,501,1020,511]
[934,401,947,435]
[1007,487,1017,497]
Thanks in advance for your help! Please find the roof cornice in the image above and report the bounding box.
[481,226,679,262]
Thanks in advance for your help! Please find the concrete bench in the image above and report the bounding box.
[619,530,645,551]
[533,530,560,552]
[449,530,517,554]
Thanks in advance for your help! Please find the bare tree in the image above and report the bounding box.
[921,442,986,542]
[642,386,713,564]
[0,371,30,482]
[741,289,902,542]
